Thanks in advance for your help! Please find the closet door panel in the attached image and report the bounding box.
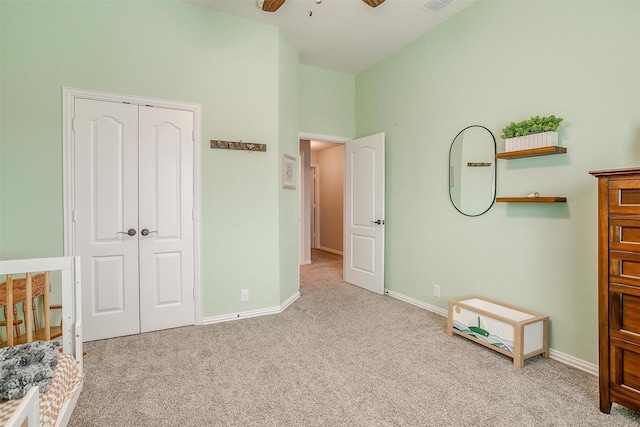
[138,106,195,333]
[74,99,140,341]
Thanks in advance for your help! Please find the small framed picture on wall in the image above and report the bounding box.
[282,154,296,189]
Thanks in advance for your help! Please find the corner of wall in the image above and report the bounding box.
[278,30,301,304]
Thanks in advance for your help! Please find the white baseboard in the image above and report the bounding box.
[384,288,598,376]
[280,291,300,311]
[548,348,598,376]
[385,289,447,316]
[316,246,343,256]
[300,259,311,265]
[202,291,300,325]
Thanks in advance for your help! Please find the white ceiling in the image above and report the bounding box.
[185,0,475,75]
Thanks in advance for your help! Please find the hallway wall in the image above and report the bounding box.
[310,146,344,254]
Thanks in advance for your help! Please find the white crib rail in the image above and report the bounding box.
[4,386,40,427]
[0,256,82,370]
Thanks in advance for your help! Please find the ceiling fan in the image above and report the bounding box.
[261,0,385,13]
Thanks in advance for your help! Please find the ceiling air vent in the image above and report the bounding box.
[419,0,453,13]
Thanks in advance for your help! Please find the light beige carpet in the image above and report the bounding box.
[68,249,640,426]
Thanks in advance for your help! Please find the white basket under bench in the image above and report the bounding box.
[446,295,549,368]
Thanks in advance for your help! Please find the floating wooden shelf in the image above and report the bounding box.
[496,146,567,160]
[496,197,566,203]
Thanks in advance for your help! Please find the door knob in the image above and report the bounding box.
[370,220,384,225]
[118,228,137,236]
[141,228,157,236]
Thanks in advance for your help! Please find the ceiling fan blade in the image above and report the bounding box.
[262,0,287,12]
[362,0,385,7]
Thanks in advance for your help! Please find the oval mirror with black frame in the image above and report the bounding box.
[449,125,496,216]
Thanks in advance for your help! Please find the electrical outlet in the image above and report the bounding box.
[433,284,441,298]
[241,289,249,302]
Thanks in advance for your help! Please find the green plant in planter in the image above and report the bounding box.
[501,115,563,139]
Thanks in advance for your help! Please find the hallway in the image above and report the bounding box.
[300,249,343,295]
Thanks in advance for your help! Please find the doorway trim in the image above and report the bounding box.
[299,132,350,144]
[310,164,320,249]
[298,132,350,265]
[62,87,203,325]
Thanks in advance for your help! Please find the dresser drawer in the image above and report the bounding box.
[609,179,640,215]
[609,338,640,412]
[609,293,640,339]
[611,218,640,252]
[610,250,640,289]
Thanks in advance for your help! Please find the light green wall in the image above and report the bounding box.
[356,0,640,364]
[3,0,637,366]
[0,1,299,317]
[299,64,355,138]
[278,33,301,303]
[318,145,344,253]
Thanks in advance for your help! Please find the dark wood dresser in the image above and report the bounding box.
[591,167,640,413]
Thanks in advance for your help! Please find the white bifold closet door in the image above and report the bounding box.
[73,98,195,342]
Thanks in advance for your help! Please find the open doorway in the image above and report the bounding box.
[299,137,345,267]
[300,132,386,295]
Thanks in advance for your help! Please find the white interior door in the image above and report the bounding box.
[74,99,141,341]
[74,99,195,341]
[344,133,385,294]
[138,106,195,332]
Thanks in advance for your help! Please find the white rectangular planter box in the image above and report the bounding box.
[447,295,549,368]
[504,131,558,152]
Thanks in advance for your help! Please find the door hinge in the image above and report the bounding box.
[72,210,78,222]
[192,130,195,142]
[72,118,77,131]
